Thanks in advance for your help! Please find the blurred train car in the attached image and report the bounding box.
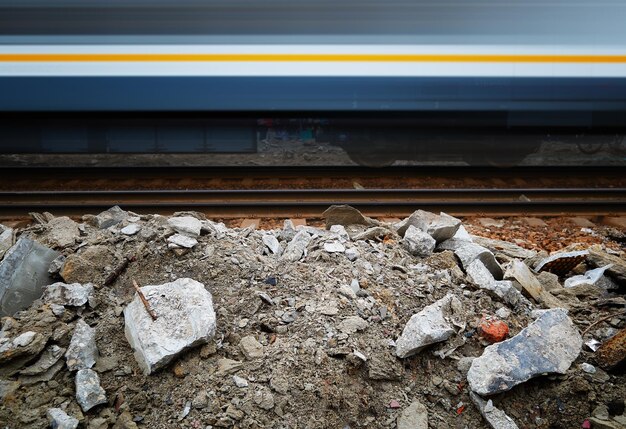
[1,0,626,166]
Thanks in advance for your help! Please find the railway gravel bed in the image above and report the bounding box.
[0,206,625,429]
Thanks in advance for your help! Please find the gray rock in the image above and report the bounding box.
[167,233,198,249]
[13,331,36,347]
[564,265,618,290]
[0,224,13,259]
[439,236,503,279]
[467,308,582,395]
[20,344,65,375]
[470,392,519,429]
[322,204,377,228]
[397,400,428,429]
[65,319,98,371]
[120,223,141,236]
[124,278,216,374]
[537,272,562,292]
[239,335,264,359]
[167,216,202,237]
[471,235,537,260]
[279,219,297,242]
[533,250,589,274]
[456,356,476,375]
[281,230,312,262]
[262,234,281,254]
[345,247,360,261]
[324,241,346,253]
[47,407,79,429]
[19,359,64,386]
[466,260,526,307]
[0,237,60,317]
[329,224,350,242]
[402,225,436,257]
[48,255,66,275]
[395,210,461,242]
[587,248,626,284]
[395,294,464,358]
[339,316,368,334]
[42,282,94,307]
[75,368,107,412]
[233,375,249,387]
[504,260,565,309]
[253,387,275,410]
[46,216,79,248]
[94,206,128,229]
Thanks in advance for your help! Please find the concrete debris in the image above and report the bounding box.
[0,331,48,378]
[587,248,626,284]
[537,271,562,292]
[281,230,312,262]
[467,309,582,395]
[396,400,429,429]
[595,327,626,370]
[48,255,66,276]
[471,235,537,260]
[324,240,346,253]
[329,224,350,242]
[395,210,461,243]
[466,260,527,308]
[0,223,14,259]
[217,358,243,375]
[120,223,141,235]
[75,368,107,412]
[167,216,202,237]
[470,392,520,429]
[93,205,128,229]
[65,319,98,371]
[581,363,596,374]
[42,282,94,307]
[368,352,404,381]
[262,233,281,254]
[233,375,249,387]
[167,233,198,249]
[47,407,79,429]
[124,278,216,374]
[504,260,566,309]
[322,204,378,228]
[395,294,464,358]
[239,335,264,359]
[339,316,368,334]
[439,239,503,279]
[351,226,390,241]
[45,216,80,248]
[564,265,618,290]
[60,245,113,284]
[402,225,436,257]
[533,250,588,276]
[13,330,37,347]
[345,247,360,261]
[0,238,60,317]
[20,344,65,376]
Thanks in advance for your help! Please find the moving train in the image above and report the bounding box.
[1,0,626,165]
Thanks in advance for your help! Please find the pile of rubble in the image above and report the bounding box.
[0,206,625,429]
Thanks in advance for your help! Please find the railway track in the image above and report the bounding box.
[0,166,624,218]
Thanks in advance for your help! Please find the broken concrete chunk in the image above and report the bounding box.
[471,236,537,260]
[324,241,346,253]
[281,230,312,262]
[351,226,390,242]
[322,205,377,229]
[42,282,94,307]
[0,237,61,317]
[397,400,428,429]
[504,260,566,309]
[239,335,264,360]
[564,265,618,290]
[533,250,588,276]
[339,316,368,334]
[470,392,519,429]
[0,224,13,259]
[467,260,526,308]
[595,326,626,370]
[167,233,198,249]
[262,234,281,254]
[439,237,503,279]
[120,223,141,236]
[124,278,216,374]
[13,331,36,347]
[48,255,66,276]
[45,216,79,248]
[395,294,463,358]
[395,210,461,242]
[329,224,350,242]
[587,248,626,284]
[47,407,79,429]
[75,368,107,412]
[20,344,65,376]
[467,309,582,395]
[65,319,98,371]
[168,216,202,237]
[402,225,436,257]
[0,331,48,377]
[94,206,128,229]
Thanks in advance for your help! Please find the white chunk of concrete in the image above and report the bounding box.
[65,319,98,371]
[167,233,198,249]
[402,225,436,257]
[42,282,94,307]
[167,216,202,237]
[124,278,216,374]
